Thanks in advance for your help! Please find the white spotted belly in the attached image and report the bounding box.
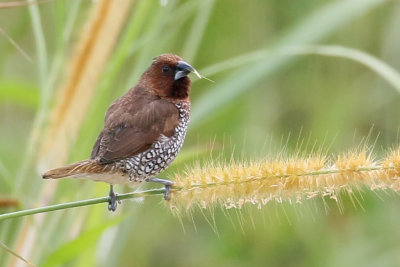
[117,102,190,183]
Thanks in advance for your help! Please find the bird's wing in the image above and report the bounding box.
[91,100,179,163]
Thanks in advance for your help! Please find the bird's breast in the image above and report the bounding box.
[117,102,190,183]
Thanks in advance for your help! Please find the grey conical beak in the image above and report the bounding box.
[174,60,200,80]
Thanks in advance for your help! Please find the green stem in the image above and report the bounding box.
[0,188,165,221]
[0,165,393,221]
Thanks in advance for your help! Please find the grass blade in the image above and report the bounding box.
[191,0,387,128]
[0,241,36,267]
[181,0,215,62]
[279,45,400,94]
[0,28,33,63]
[40,216,124,267]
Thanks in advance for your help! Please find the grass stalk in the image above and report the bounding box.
[0,241,35,267]
[2,148,400,220]
[0,189,165,221]
[200,45,400,94]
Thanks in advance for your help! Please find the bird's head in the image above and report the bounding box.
[141,54,198,100]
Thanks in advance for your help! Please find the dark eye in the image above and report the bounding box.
[162,66,170,73]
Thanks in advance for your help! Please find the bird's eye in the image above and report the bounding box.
[162,66,170,73]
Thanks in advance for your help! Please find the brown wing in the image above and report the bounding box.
[91,99,179,164]
[90,130,103,159]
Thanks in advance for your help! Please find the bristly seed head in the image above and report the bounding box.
[167,148,400,213]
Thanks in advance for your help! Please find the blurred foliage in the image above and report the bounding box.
[1,0,400,266]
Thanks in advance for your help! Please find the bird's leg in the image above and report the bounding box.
[146,178,173,200]
[108,184,119,212]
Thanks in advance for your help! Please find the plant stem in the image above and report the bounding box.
[0,188,165,221]
[0,164,396,221]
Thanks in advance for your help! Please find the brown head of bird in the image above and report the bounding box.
[140,54,195,100]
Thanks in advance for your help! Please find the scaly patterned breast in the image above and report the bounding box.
[118,102,190,182]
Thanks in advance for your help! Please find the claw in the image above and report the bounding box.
[164,184,171,200]
[108,185,119,212]
[146,177,173,201]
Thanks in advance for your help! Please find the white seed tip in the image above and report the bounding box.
[193,69,215,83]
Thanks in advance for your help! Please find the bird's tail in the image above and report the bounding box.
[42,160,100,179]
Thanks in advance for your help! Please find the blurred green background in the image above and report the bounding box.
[1,0,400,266]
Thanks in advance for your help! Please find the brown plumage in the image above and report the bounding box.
[42,54,197,211]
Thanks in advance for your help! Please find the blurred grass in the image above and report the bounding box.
[40,215,124,267]
[1,0,400,266]
[0,80,38,109]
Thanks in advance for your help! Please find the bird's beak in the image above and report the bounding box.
[175,60,199,80]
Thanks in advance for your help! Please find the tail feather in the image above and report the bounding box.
[42,160,100,179]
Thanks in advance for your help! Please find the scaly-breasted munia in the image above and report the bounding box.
[42,54,197,211]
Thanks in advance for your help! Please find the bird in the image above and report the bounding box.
[42,54,198,211]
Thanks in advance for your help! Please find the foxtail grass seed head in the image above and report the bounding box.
[168,148,400,212]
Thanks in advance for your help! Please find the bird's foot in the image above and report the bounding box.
[164,184,171,200]
[146,178,173,200]
[108,185,120,212]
